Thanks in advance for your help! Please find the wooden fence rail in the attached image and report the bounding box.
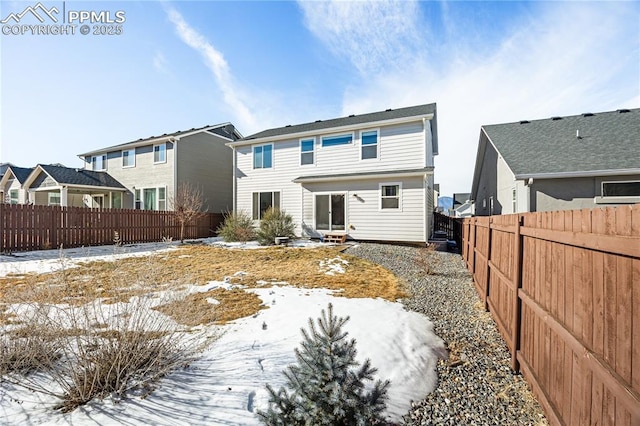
[0,204,224,253]
[462,204,640,426]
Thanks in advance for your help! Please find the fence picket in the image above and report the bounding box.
[0,204,222,253]
[463,204,640,426]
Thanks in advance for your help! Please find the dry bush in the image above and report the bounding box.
[0,255,215,413]
[217,210,256,243]
[0,327,60,376]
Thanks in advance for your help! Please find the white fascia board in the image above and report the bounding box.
[30,184,127,192]
[227,114,435,147]
[294,169,433,184]
[515,168,640,180]
[78,136,179,159]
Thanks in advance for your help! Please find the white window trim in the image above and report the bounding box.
[594,179,640,204]
[158,186,167,211]
[321,132,354,148]
[299,137,316,166]
[253,143,274,169]
[136,186,166,210]
[312,191,348,232]
[252,190,281,220]
[92,154,107,171]
[360,128,380,161]
[122,148,136,168]
[9,189,19,204]
[48,192,61,206]
[379,182,402,211]
[153,143,167,164]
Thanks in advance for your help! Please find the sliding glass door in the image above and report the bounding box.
[315,194,345,231]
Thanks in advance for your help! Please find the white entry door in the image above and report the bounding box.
[315,194,345,231]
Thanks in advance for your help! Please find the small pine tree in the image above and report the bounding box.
[257,304,390,426]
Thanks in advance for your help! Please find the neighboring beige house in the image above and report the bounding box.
[471,108,640,215]
[227,103,439,243]
[0,165,33,204]
[78,123,241,212]
[22,164,127,207]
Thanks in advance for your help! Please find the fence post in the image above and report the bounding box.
[511,214,524,372]
[484,216,493,311]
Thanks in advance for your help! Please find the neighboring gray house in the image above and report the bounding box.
[227,103,438,243]
[22,164,127,207]
[78,123,241,212]
[0,165,34,204]
[471,108,640,215]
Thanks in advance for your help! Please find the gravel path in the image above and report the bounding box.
[345,243,548,426]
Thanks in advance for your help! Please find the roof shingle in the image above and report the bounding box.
[482,108,640,176]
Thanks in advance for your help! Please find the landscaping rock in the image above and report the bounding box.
[345,243,548,426]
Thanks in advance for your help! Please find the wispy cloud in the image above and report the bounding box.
[165,6,256,129]
[152,51,168,73]
[298,0,425,75]
[299,0,639,195]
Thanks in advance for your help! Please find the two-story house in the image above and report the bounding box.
[471,108,640,215]
[227,104,439,244]
[78,123,242,212]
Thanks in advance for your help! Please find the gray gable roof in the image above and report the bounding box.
[78,123,242,158]
[39,164,126,189]
[241,103,437,142]
[482,108,640,177]
[7,166,34,184]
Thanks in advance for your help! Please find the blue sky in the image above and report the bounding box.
[1,0,638,196]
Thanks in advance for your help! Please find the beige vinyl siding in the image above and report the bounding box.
[176,133,233,213]
[94,142,176,209]
[300,176,426,242]
[236,142,303,230]
[235,118,433,242]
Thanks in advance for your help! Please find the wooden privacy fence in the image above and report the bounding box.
[462,204,640,426]
[462,204,640,425]
[0,204,224,253]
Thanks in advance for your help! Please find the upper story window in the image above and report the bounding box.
[154,143,166,164]
[361,129,378,160]
[253,144,273,169]
[122,149,135,168]
[380,183,401,210]
[92,155,107,171]
[321,133,353,147]
[300,138,315,165]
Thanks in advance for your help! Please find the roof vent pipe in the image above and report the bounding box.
[576,129,582,139]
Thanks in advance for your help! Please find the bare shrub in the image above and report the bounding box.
[1,255,215,413]
[0,327,59,376]
[169,182,207,243]
[217,210,256,243]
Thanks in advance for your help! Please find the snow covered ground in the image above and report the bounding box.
[0,239,446,425]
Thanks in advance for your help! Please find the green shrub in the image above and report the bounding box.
[256,208,296,246]
[217,210,256,243]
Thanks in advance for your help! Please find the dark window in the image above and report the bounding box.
[602,181,640,197]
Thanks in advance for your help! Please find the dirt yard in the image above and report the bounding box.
[0,244,406,326]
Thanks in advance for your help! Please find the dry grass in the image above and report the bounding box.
[0,245,405,325]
